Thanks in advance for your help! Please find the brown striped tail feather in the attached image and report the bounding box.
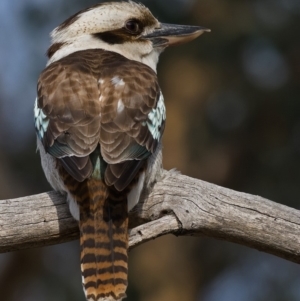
[78,178,128,301]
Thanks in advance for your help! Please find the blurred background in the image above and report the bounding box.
[0,0,300,300]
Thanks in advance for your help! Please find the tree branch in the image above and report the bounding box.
[0,170,299,264]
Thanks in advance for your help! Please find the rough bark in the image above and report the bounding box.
[0,170,299,263]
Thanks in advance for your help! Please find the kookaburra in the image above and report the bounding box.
[34,1,209,300]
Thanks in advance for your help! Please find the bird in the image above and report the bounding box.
[34,1,209,300]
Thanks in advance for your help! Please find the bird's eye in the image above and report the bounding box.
[125,19,142,34]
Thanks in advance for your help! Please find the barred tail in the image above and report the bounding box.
[79,178,128,301]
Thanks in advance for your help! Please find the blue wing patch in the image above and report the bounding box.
[34,97,49,140]
[143,92,166,140]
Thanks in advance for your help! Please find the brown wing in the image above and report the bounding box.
[98,53,163,190]
[36,49,164,189]
[37,53,102,181]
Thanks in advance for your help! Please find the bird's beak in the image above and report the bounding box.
[143,23,210,47]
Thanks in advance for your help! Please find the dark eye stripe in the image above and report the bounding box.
[93,21,145,45]
[93,32,126,45]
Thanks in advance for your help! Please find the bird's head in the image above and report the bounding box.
[47,1,210,71]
